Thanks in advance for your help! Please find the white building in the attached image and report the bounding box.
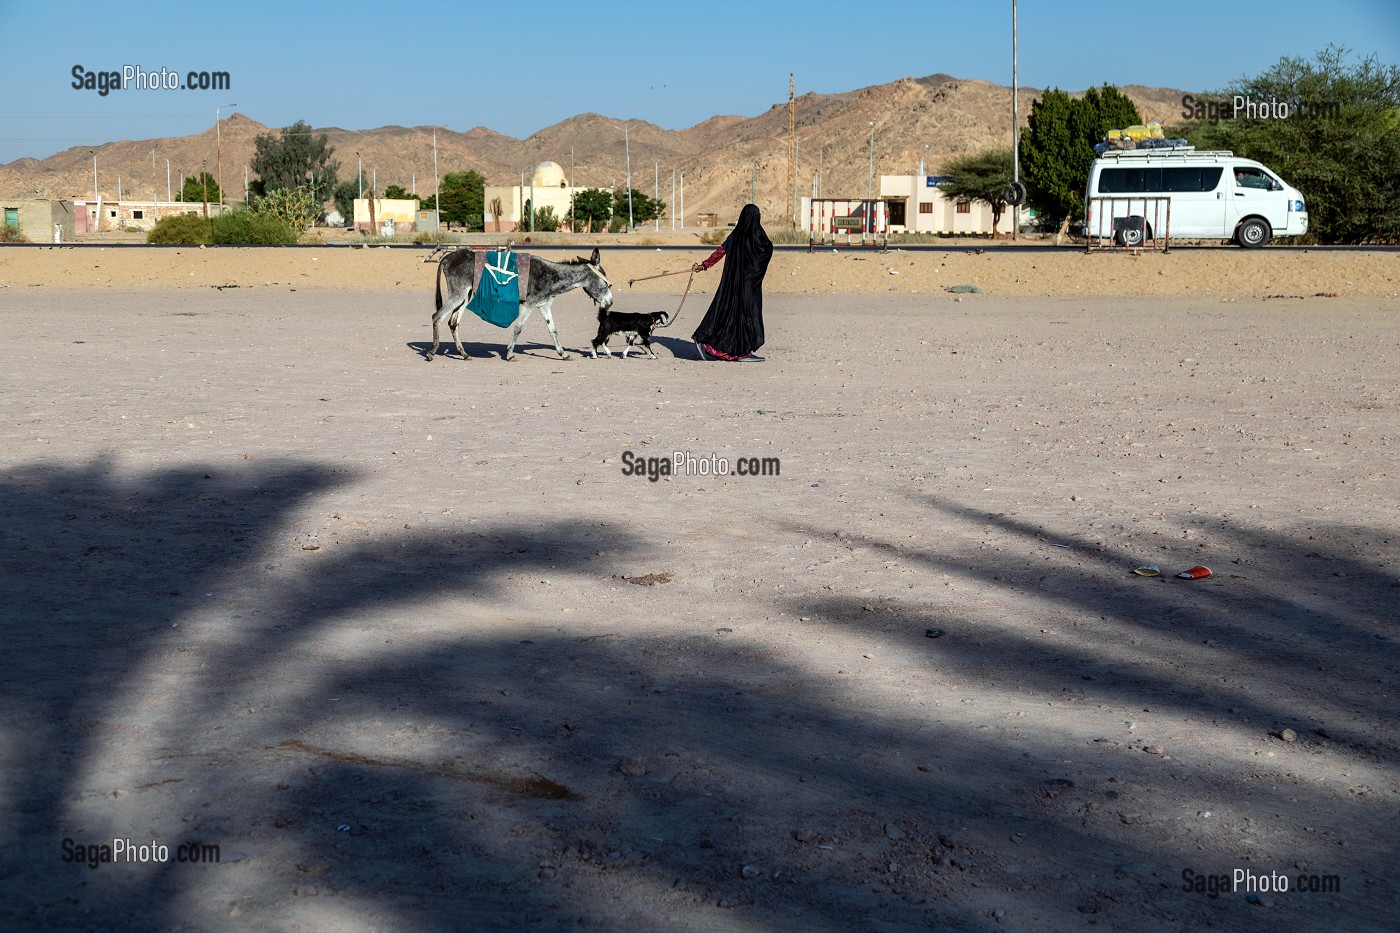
[878,174,1015,236]
[484,161,582,233]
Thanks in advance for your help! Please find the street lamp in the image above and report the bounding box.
[867,121,876,197]
[165,158,171,203]
[216,103,236,208]
[607,120,634,231]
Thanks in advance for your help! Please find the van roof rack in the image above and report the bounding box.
[1096,148,1238,160]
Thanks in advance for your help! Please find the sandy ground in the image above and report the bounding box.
[0,255,1397,931]
[2,242,1399,299]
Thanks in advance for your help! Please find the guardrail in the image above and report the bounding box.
[1085,196,1171,252]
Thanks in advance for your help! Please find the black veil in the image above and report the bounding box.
[692,203,773,358]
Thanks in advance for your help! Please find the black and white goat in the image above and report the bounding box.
[589,308,670,360]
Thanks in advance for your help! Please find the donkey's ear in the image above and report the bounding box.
[589,248,600,265]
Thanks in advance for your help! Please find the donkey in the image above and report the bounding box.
[429,247,613,361]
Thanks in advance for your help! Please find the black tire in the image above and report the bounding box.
[1114,218,1150,248]
[1236,217,1271,248]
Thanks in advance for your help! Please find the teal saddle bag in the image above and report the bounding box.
[466,250,522,328]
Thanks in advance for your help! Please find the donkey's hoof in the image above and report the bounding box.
[558,352,573,360]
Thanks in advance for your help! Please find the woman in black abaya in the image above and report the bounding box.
[691,203,773,361]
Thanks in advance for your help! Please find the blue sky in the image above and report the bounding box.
[1,0,1396,164]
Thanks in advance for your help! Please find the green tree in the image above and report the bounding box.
[937,148,1016,238]
[332,180,358,225]
[1019,85,1141,226]
[611,188,665,227]
[178,172,220,204]
[1179,46,1400,244]
[249,121,339,206]
[383,184,417,202]
[566,188,612,232]
[437,170,485,230]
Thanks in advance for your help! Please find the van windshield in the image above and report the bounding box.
[1098,166,1224,193]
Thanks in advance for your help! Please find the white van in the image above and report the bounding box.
[1085,148,1307,247]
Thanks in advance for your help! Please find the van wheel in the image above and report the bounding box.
[1114,218,1150,247]
[1236,217,1271,248]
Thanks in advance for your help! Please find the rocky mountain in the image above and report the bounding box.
[0,76,1189,224]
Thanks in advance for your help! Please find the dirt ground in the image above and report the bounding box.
[0,248,1397,931]
[3,241,1399,299]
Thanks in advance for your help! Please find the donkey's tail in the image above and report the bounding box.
[434,260,444,313]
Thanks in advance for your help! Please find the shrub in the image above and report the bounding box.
[413,230,460,245]
[146,213,213,244]
[212,210,298,245]
[532,206,560,232]
[249,186,321,231]
[0,224,28,242]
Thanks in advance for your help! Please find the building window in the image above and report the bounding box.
[918,202,932,214]
[132,210,144,220]
[955,200,971,214]
[109,210,118,218]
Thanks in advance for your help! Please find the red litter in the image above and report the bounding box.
[1176,566,1212,580]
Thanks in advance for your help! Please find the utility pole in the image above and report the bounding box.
[201,159,209,219]
[679,172,685,229]
[1012,0,1020,241]
[152,148,158,222]
[570,146,576,233]
[867,121,876,197]
[671,168,675,231]
[216,103,235,209]
[654,160,659,232]
[432,129,439,233]
[91,151,99,232]
[788,73,796,226]
[795,137,800,232]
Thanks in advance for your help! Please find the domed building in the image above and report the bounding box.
[483,160,582,233]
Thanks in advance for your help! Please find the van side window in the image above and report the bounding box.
[1097,169,1125,193]
[1162,168,1202,191]
[1234,167,1270,189]
[1101,165,1226,193]
[1100,168,1165,192]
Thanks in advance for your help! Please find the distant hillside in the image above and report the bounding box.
[0,76,1190,224]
